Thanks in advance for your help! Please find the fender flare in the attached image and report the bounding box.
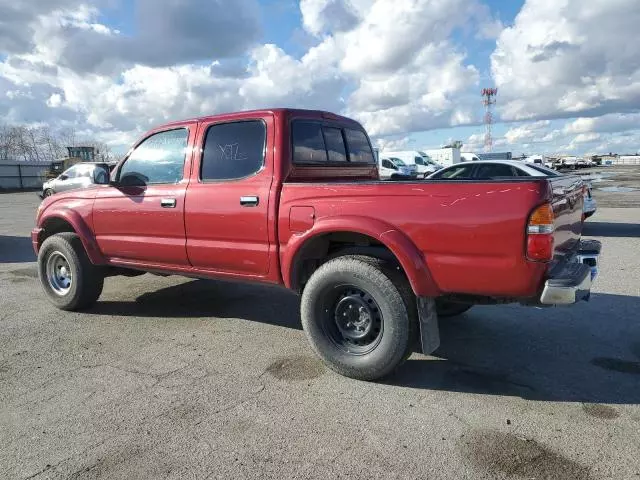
[38,209,106,265]
[281,215,440,297]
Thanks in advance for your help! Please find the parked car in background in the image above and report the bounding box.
[380,151,442,178]
[427,160,597,219]
[460,152,480,162]
[576,159,589,169]
[41,162,113,198]
[524,155,544,165]
[378,157,418,180]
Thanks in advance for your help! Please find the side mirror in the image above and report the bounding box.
[59,174,68,181]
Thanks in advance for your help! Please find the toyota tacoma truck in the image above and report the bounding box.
[33,109,601,381]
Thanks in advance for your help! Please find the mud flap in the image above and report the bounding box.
[417,297,440,354]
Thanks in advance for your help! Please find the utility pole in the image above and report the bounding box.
[482,88,498,153]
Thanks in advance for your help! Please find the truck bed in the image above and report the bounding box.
[279,176,584,299]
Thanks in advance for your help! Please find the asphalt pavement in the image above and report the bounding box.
[1,189,639,480]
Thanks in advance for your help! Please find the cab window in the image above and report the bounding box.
[382,159,396,169]
[119,128,188,186]
[201,120,266,181]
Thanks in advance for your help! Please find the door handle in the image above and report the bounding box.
[240,195,259,207]
[160,198,177,208]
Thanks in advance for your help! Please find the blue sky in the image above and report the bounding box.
[1,0,639,156]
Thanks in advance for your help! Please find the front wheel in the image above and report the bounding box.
[38,233,104,311]
[43,189,54,198]
[300,256,418,381]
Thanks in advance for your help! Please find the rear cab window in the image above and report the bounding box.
[292,120,375,166]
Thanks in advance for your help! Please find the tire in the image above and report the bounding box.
[435,299,473,318]
[43,189,54,198]
[38,233,104,311]
[301,255,418,381]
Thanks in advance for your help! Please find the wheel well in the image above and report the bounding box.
[39,217,76,246]
[291,232,403,293]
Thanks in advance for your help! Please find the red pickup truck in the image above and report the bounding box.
[33,108,600,380]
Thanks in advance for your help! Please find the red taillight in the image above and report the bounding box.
[527,203,554,261]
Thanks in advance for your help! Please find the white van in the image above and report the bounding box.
[460,152,480,162]
[381,151,443,178]
[378,157,418,180]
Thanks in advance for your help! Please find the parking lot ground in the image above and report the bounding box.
[1,189,639,480]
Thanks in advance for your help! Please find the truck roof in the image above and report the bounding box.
[154,108,364,130]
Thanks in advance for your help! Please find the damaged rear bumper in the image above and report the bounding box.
[539,239,601,305]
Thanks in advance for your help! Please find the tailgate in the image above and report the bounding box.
[549,175,584,257]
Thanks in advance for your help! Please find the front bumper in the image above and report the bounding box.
[539,239,601,305]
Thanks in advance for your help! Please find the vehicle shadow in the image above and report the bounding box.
[583,221,640,238]
[0,235,36,263]
[90,279,303,331]
[388,292,640,405]
[91,279,640,404]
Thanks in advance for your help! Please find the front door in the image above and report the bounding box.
[184,116,273,277]
[93,127,194,267]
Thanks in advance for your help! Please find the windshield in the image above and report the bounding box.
[390,157,406,166]
[420,155,436,166]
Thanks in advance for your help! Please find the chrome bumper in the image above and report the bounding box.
[540,240,601,305]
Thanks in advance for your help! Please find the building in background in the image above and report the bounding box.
[67,146,96,162]
[422,147,462,167]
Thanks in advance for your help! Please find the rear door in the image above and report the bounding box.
[184,115,274,276]
[93,126,195,266]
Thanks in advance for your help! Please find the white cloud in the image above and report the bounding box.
[339,0,483,136]
[492,0,640,122]
[2,0,639,155]
[503,120,550,144]
[463,133,485,152]
[564,113,640,135]
[375,136,411,151]
[573,132,600,144]
[300,0,360,36]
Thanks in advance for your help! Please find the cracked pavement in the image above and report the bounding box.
[1,191,640,479]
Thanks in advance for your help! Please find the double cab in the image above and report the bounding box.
[33,109,601,380]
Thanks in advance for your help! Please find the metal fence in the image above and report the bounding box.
[0,162,50,190]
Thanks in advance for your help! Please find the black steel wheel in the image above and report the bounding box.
[321,285,384,355]
[301,255,418,381]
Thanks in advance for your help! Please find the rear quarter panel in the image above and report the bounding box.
[280,179,553,298]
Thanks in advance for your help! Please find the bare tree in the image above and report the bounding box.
[0,124,113,163]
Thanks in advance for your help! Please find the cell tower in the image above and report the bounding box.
[481,87,498,152]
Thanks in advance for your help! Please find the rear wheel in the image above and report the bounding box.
[38,233,104,311]
[301,255,418,381]
[435,299,473,318]
[43,189,54,198]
